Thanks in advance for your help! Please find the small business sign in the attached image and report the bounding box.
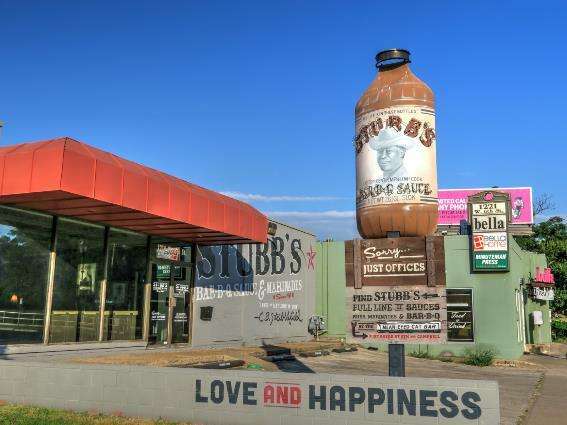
[174,312,188,323]
[77,263,97,292]
[469,191,510,272]
[174,283,190,297]
[156,244,180,261]
[472,232,508,251]
[532,287,555,301]
[151,310,166,321]
[355,236,445,287]
[529,267,555,302]
[448,310,474,333]
[152,281,168,293]
[156,264,171,279]
[347,285,447,344]
[472,252,508,270]
[533,266,555,285]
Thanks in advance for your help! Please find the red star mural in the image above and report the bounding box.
[307,245,317,270]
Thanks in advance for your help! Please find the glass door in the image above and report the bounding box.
[172,265,191,343]
[149,263,170,344]
[149,263,191,345]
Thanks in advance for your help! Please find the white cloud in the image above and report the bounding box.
[266,210,355,219]
[265,210,358,240]
[221,191,346,202]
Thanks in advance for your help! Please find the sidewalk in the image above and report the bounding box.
[523,344,567,425]
[296,349,542,425]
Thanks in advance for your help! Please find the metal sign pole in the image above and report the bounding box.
[388,344,405,377]
[385,231,405,377]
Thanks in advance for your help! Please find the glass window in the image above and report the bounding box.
[447,289,474,342]
[104,229,148,340]
[0,206,52,344]
[51,218,106,343]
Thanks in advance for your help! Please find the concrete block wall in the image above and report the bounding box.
[0,360,499,424]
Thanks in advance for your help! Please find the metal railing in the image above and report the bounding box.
[0,310,44,331]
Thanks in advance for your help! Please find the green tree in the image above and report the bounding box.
[515,216,567,315]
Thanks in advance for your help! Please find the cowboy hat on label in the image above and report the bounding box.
[369,127,419,151]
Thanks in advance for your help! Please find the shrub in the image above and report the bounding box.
[408,347,432,359]
[551,319,567,341]
[463,346,497,367]
[551,289,567,316]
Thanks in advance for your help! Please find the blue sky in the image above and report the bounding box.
[0,1,565,240]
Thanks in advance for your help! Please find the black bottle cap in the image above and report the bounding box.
[375,49,411,68]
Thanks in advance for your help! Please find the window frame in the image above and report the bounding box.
[446,287,475,343]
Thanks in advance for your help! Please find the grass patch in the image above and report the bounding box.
[0,404,190,425]
[463,346,497,367]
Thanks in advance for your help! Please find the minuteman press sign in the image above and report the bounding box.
[469,191,510,272]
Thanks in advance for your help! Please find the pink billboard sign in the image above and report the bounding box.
[438,187,533,225]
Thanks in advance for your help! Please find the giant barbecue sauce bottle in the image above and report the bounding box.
[355,49,438,238]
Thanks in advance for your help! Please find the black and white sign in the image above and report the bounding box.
[532,287,554,301]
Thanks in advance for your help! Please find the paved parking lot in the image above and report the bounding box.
[281,349,542,425]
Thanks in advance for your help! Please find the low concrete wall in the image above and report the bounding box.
[0,360,500,424]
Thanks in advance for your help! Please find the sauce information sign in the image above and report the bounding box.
[347,286,447,343]
[469,192,510,272]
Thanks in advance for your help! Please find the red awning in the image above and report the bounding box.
[0,138,267,245]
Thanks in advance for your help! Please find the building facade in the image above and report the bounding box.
[0,138,320,350]
[0,138,268,348]
[191,221,316,347]
[316,236,552,359]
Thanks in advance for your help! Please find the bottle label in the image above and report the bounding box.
[355,105,437,208]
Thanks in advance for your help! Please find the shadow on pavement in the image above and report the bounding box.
[273,359,315,373]
[257,343,315,373]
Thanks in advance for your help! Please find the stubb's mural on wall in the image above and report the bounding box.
[192,221,316,347]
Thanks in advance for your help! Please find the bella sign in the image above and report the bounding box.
[469,191,510,272]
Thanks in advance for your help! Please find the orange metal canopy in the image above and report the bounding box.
[0,138,268,245]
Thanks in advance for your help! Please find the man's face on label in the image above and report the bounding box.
[377,146,405,173]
